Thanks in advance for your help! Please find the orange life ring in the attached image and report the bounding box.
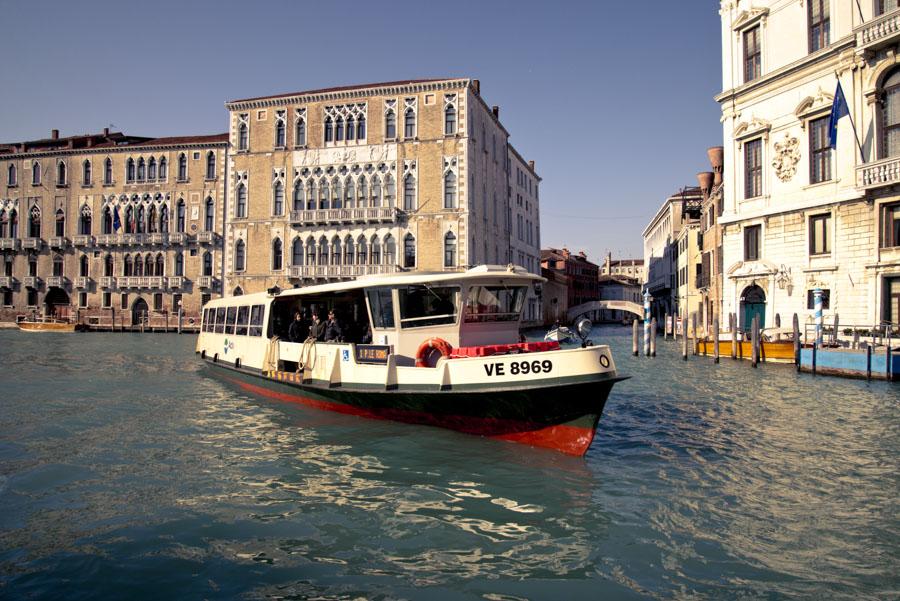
[415,337,453,368]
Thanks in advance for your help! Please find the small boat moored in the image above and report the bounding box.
[16,315,82,333]
[196,265,626,456]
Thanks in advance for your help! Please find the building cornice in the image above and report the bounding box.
[0,140,228,161]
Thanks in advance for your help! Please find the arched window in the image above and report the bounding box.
[444,171,457,209]
[291,237,303,266]
[8,209,17,238]
[384,234,396,264]
[331,236,342,265]
[234,240,246,271]
[32,162,41,185]
[275,119,286,147]
[7,163,16,186]
[137,158,145,181]
[371,175,382,207]
[0,211,6,238]
[57,161,67,185]
[273,181,284,216]
[174,252,184,276]
[233,286,244,297]
[136,204,145,234]
[404,108,416,138]
[293,181,305,211]
[344,236,355,264]
[345,178,355,208]
[332,178,342,209]
[133,253,143,276]
[318,237,329,265]
[202,251,212,276]
[159,157,167,179]
[385,110,396,139]
[126,158,135,182]
[124,254,133,276]
[883,68,900,158]
[306,238,316,265]
[295,116,306,146]
[306,180,316,210]
[80,205,92,235]
[104,254,114,277]
[147,204,157,233]
[102,206,112,234]
[403,175,416,211]
[236,183,247,218]
[324,117,334,142]
[444,231,457,267]
[358,176,368,208]
[357,236,367,264]
[204,197,214,231]
[148,157,156,180]
[28,206,41,238]
[206,152,216,179]
[104,158,113,184]
[445,104,457,135]
[80,254,89,277]
[144,254,154,276]
[160,204,169,233]
[238,123,249,150]
[357,115,366,139]
[371,236,382,264]
[319,179,330,210]
[176,199,186,233]
[335,117,344,142]
[272,238,283,270]
[177,153,187,181]
[124,206,134,234]
[55,209,65,237]
[155,253,165,276]
[346,116,355,141]
[384,174,395,205]
[403,233,416,268]
[82,160,92,185]
[51,253,63,277]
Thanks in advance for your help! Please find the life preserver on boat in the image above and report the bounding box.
[415,337,453,368]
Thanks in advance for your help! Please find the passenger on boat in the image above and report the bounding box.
[309,313,326,341]
[288,311,308,342]
[324,310,343,342]
[360,323,372,344]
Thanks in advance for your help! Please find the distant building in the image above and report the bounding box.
[508,145,542,324]
[597,275,641,323]
[541,247,599,309]
[600,255,644,282]
[541,266,569,326]
[696,147,724,334]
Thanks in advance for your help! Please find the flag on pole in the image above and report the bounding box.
[113,206,121,232]
[828,82,850,149]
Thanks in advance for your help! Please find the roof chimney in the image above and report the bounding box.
[697,172,714,197]
[491,105,499,118]
[103,127,110,136]
[528,160,535,172]
[86,138,93,148]
[472,79,480,95]
[707,146,724,186]
[51,129,59,140]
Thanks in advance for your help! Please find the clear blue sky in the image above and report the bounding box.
[0,0,723,261]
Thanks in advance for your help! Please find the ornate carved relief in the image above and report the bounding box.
[772,134,801,182]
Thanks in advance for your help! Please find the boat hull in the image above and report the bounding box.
[205,359,622,456]
[17,321,80,333]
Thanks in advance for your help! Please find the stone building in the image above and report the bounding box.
[221,78,525,296]
[600,255,645,282]
[540,247,599,309]
[0,129,228,324]
[597,275,642,323]
[508,145,542,324]
[716,0,900,330]
[696,147,725,334]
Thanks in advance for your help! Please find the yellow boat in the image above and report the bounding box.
[16,317,82,333]
[696,339,796,363]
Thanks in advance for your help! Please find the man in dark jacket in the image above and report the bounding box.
[309,313,326,341]
[288,311,307,342]
[324,309,343,342]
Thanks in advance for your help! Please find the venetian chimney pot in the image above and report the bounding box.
[103,127,110,136]
[697,172,714,196]
[707,146,724,185]
[528,160,535,171]
[492,105,499,118]
[51,129,59,140]
[472,79,481,95]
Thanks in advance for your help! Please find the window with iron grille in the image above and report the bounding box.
[809,116,832,183]
[744,225,761,261]
[744,138,762,198]
[743,26,761,83]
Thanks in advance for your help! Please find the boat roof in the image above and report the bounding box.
[208,265,544,307]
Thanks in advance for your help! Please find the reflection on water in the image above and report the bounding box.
[0,329,896,599]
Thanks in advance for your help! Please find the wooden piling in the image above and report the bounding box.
[664,313,669,340]
[853,330,860,350]
[812,342,818,376]
[682,311,688,360]
[866,344,872,381]
[713,318,720,364]
[632,319,639,356]
[730,313,737,360]
[833,313,839,345]
[650,318,657,357]
[751,315,759,368]
[177,308,183,334]
[887,333,892,380]
[691,313,698,356]
[775,313,781,328]
[793,313,801,370]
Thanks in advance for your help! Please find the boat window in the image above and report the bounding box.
[367,288,395,329]
[249,304,264,336]
[236,305,250,336]
[214,307,226,334]
[201,308,208,332]
[225,307,237,335]
[464,286,525,322]
[398,285,459,329]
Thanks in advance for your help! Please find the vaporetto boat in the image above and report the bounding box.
[196,265,625,456]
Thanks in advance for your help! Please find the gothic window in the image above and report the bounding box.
[403,233,416,268]
[345,178,355,208]
[145,254,154,276]
[204,197,214,231]
[306,180,316,210]
[236,183,247,218]
[318,236,329,265]
[28,206,41,238]
[124,206,134,234]
[444,170,457,209]
[206,152,216,179]
[272,238,283,270]
[404,108,416,138]
[319,179,330,210]
[234,239,246,271]
[8,209,16,238]
[177,153,187,181]
[175,251,184,276]
[273,180,284,216]
[57,161,67,185]
[32,162,41,185]
[274,111,286,147]
[160,204,169,233]
[384,174,395,206]
[136,204,145,234]
[444,231,457,267]
[82,160,92,185]
[104,254,114,277]
[335,117,344,142]
[137,158,145,181]
[331,236,341,265]
[291,237,303,266]
[358,176,367,208]
[384,234,396,265]
[357,235,368,264]
[55,209,65,237]
[332,178,342,210]
[154,253,164,276]
[103,158,112,184]
[306,238,316,265]
[372,175,382,207]
[238,114,249,150]
[357,115,366,139]
[295,110,307,146]
[293,180,305,211]
[202,251,213,276]
[124,254,133,276]
[403,174,416,211]
[444,94,457,135]
[371,235,382,264]
[159,157,167,179]
[176,199,186,233]
[148,157,157,180]
[385,110,396,139]
[324,117,334,142]
[344,235,355,265]
[346,116,355,141]
[7,163,15,186]
[102,206,112,234]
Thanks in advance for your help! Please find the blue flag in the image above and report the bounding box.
[113,206,121,232]
[829,82,849,149]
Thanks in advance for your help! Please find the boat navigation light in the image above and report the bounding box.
[576,317,593,347]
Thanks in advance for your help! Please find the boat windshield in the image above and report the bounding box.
[464,286,525,322]
[398,285,459,329]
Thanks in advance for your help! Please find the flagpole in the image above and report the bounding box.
[835,72,866,164]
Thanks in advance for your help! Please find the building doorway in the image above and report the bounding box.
[740,284,766,331]
[883,276,900,327]
[132,297,149,326]
[44,287,71,320]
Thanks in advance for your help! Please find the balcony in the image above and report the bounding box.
[197,275,218,289]
[857,156,900,190]
[168,232,188,245]
[73,235,94,247]
[75,276,91,289]
[96,234,119,246]
[855,9,900,55]
[123,233,149,246]
[23,276,41,288]
[46,276,68,288]
[0,276,15,288]
[289,206,399,226]
[288,263,401,280]
[149,232,169,245]
[22,238,42,250]
[195,231,218,244]
[0,238,20,251]
[99,276,116,289]
[118,276,165,289]
[167,276,184,289]
[49,236,68,249]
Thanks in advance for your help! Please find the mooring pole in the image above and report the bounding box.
[643,291,651,357]
[177,307,183,334]
[730,313,737,360]
[812,341,818,376]
[813,287,824,349]
[650,317,657,357]
[664,313,669,340]
[691,313,698,356]
[632,319,639,357]
[713,317,720,364]
[751,315,759,368]
[866,344,872,381]
[886,331,892,380]
[682,311,688,361]
[833,313,840,345]
[793,313,801,371]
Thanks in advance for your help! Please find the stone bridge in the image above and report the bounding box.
[567,300,644,322]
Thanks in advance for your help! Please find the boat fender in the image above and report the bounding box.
[415,337,453,368]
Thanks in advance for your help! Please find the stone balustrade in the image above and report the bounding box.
[73,235,94,247]
[22,238,42,250]
[288,263,400,280]
[0,238,20,251]
[856,9,900,53]
[857,156,900,190]
[289,206,398,225]
[75,276,91,289]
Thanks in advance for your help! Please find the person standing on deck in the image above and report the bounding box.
[309,312,326,341]
[324,309,343,342]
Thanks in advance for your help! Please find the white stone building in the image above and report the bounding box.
[717,0,900,331]
[508,145,541,324]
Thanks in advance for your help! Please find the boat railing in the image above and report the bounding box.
[15,314,73,325]
[802,321,898,348]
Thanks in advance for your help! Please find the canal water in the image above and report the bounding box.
[0,327,896,599]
